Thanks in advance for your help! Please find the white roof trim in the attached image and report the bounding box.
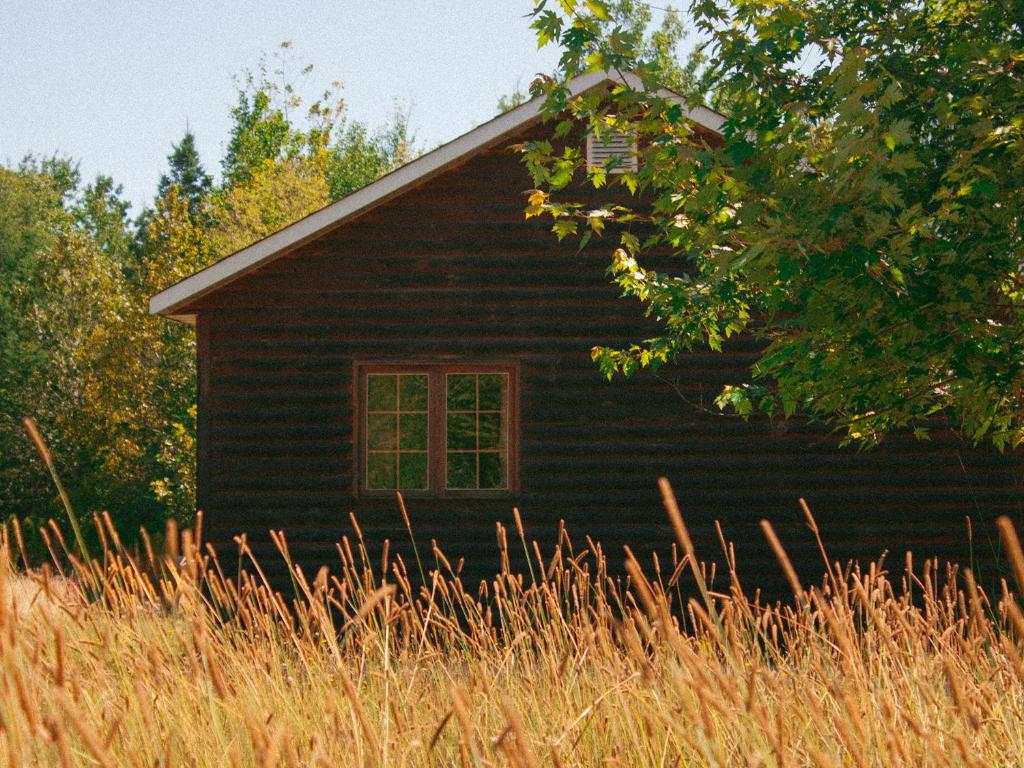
[150,70,725,319]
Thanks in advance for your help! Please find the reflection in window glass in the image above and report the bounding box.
[446,373,507,490]
[366,374,429,490]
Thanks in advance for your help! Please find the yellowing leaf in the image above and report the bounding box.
[585,0,610,19]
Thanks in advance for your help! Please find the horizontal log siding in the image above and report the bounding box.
[185,128,1024,596]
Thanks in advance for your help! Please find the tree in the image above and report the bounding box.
[222,82,303,187]
[221,43,344,188]
[603,0,706,99]
[76,175,134,264]
[206,157,329,257]
[0,156,206,544]
[126,185,208,522]
[526,0,1024,448]
[222,45,413,202]
[0,158,164,541]
[157,132,213,218]
[499,2,705,113]
[0,45,419,543]
[497,82,529,113]
[324,113,413,200]
[0,160,78,523]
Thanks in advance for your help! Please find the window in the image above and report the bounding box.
[358,365,516,496]
[586,130,638,174]
[366,373,429,490]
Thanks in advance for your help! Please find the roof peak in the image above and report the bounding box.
[150,70,725,322]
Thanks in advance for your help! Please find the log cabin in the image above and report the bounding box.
[150,71,1023,595]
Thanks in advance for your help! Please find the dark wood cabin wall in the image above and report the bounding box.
[185,126,1024,596]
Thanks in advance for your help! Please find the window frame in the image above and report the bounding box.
[355,362,519,499]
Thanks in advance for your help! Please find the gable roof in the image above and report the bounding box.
[150,70,726,322]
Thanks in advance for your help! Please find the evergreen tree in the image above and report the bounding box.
[157,132,212,217]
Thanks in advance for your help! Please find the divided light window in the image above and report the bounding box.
[366,374,430,490]
[360,365,516,496]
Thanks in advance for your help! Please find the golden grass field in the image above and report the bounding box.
[3,480,1024,768]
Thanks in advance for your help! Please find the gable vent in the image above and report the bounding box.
[586,131,638,174]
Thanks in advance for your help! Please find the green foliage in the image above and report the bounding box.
[222,43,412,199]
[528,0,1024,448]
[76,175,135,267]
[323,113,413,200]
[497,87,528,114]
[223,84,305,187]
[0,161,79,524]
[207,158,329,256]
[1,44,416,542]
[221,44,321,186]
[151,405,196,521]
[504,2,705,114]
[0,158,168,547]
[533,0,707,99]
[604,0,707,99]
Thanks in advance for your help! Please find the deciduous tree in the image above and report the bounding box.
[1,45,418,537]
[526,0,1024,448]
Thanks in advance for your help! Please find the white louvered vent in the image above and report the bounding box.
[586,131,638,174]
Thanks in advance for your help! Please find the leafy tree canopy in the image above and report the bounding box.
[1,43,418,546]
[499,1,705,113]
[526,0,1024,449]
[206,157,329,257]
[221,42,413,199]
[0,158,153,538]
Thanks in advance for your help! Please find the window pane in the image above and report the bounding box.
[367,374,397,411]
[399,412,428,450]
[366,368,511,493]
[447,452,476,489]
[479,452,506,490]
[479,374,504,411]
[399,374,428,411]
[447,412,476,451]
[367,452,396,489]
[398,452,428,490]
[447,374,476,410]
[478,412,502,450]
[367,413,397,450]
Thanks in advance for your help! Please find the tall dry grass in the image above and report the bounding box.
[2,477,1024,768]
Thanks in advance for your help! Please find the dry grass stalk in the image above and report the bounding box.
[0,473,1020,766]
